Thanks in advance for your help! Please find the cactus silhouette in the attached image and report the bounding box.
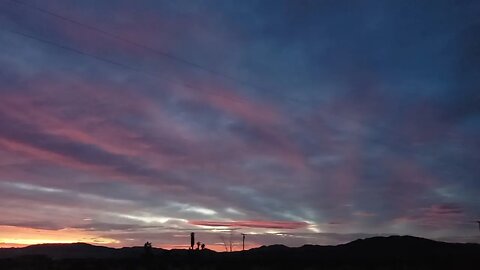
[144,242,152,255]
[142,241,154,269]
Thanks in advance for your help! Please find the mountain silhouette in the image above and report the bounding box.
[0,236,479,269]
[0,242,165,259]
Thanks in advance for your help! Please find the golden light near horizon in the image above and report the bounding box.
[0,226,119,248]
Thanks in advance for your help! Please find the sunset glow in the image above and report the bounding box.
[0,226,119,247]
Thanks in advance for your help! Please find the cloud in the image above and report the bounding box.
[0,0,479,249]
[189,220,309,229]
[71,222,164,232]
[0,221,64,231]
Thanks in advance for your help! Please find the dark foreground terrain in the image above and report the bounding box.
[0,236,479,270]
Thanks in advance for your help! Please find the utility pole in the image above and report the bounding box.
[190,232,195,250]
[242,233,246,251]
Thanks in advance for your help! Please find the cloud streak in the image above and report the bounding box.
[189,220,309,229]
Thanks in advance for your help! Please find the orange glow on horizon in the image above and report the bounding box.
[0,225,262,252]
[0,226,119,248]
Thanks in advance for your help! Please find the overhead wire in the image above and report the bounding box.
[0,0,416,153]
[0,25,274,112]
[2,0,374,131]
[7,0,289,100]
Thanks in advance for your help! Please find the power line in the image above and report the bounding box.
[0,1,326,124]
[0,27,266,109]
[2,0,320,107]
[1,27,414,154]
[7,0,278,95]
[3,0,452,157]
[5,29,140,72]
[0,5,421,154]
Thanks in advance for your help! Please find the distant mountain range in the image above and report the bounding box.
[0,235,478,260]
[0,242,160,259]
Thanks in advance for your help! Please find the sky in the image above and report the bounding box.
[0,0,479,251]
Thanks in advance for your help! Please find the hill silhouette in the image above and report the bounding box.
[0,236,479,269]
[0,242,165,259]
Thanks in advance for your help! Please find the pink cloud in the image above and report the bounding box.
[383,157,438,218]
[393,204,464,230]
[0,76,197,164]
[176,81,308,171]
